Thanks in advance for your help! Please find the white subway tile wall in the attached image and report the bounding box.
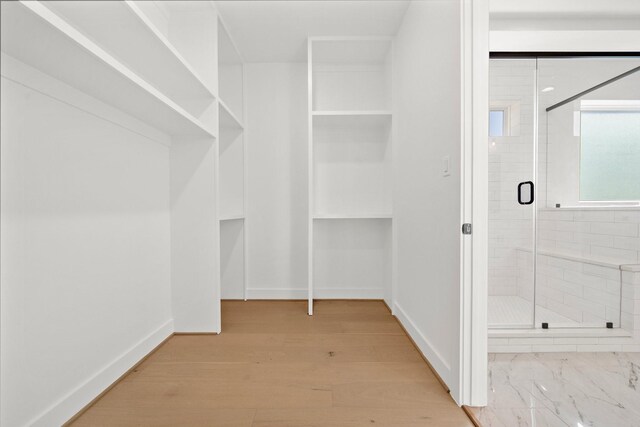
[538,209,640,264]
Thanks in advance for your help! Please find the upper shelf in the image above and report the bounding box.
[312,110,392,116]
[312,111,392,128]
[43,0,216,101]
[313,213,392,220]
[1,1,215,139]
[219,99,244,130]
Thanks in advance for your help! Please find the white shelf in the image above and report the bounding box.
[219,99,244,130]
[219,214,245,221]
[312,110,392,116]
[1,1,215,139]
[313,213,392,220]
[312,111,392,129]
[43,0,216,101]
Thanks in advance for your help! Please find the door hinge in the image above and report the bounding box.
[462,223,472,235]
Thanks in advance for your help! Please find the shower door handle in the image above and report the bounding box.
[517,181,534,205]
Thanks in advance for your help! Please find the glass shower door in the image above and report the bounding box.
[488,58,537,328]
[536,57,640,328]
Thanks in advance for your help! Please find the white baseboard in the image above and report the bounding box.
[245,288,308,299]
[393,302,451,388]
[245,287,384,300]
[30,319,174,427]
[314,288,384,299]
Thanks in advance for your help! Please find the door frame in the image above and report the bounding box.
[460,0,489,407]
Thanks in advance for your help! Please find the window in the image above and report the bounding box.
[489,109,506,137]
[579,101,640,201]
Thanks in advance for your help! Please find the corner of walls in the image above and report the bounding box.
[29,320,174,427]
[170,139,220,333]
[393,303,452,384]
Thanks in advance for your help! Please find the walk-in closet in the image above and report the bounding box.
[1,1,482,425]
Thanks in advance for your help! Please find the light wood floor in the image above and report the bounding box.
[71,300,474,426]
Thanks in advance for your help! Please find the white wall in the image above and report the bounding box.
[244,63,309,298]
[393,0,463,402]
[170,138,219,332]
[1,56,173,426]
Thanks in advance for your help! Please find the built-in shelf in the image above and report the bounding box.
[313,213,392,219]
[219,99,244,130]
[1,1,215,139]
[219,214,245,221]
[43,0,216,101]
[312,110,392,116]
[312,111,392,129]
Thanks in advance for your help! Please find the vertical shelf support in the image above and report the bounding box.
[307,38,314,315]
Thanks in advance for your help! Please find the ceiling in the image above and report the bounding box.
[216,1,410,63]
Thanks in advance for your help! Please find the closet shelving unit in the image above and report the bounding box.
[1,0,218,139]
[2,1,222,332]
[217,16,247,301]
[308,37,394,315]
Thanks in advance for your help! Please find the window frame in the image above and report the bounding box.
[576,100,640,206]
[489,106,510,137]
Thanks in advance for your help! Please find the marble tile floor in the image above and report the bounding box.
[468,352,640,427]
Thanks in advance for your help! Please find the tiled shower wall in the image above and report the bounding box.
[538,209,640,264]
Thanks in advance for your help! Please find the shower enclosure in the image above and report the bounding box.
[488,56,640,329]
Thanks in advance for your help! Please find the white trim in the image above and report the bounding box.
[245,288,384,300]
[390,39,397,316]
[307,37,314,316]
[489,327,632,339]
[315,288,384,299]
[28,320,174,427]
[490,30,640,52]
[394,303,451,377]
[246,288,308,300]
[580,100,640,112]
[488,106,510,137]
[467,0,489,408]
[460,0,474,406]
[242,63,249,302]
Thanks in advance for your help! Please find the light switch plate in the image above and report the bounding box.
[442,155,450,177]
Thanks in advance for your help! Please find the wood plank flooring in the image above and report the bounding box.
[70,300,473,427]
